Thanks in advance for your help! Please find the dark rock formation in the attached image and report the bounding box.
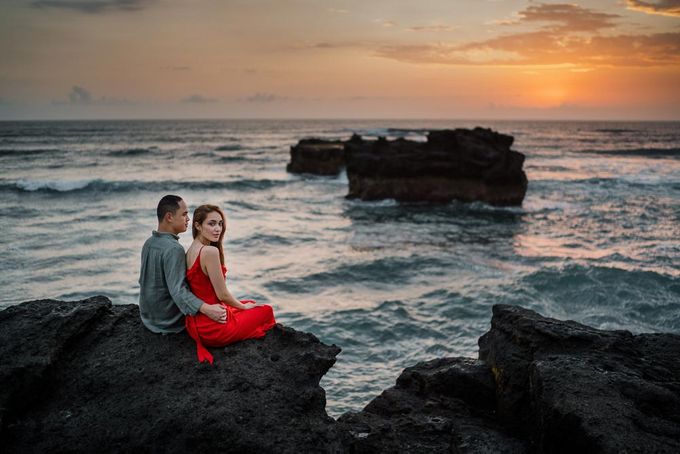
[338,357,527,453]
[2,298,679,453]
[287,128,528,206]
[0,297,343,453]
[286,138,348,175]
[345,128,528,206]
[479,304,680,453]
[337,305,680,453]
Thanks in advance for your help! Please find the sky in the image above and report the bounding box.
[0,0,679,120]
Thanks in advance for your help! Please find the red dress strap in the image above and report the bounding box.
[195,245,205,270]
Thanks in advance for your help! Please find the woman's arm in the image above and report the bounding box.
[202,246,249,310]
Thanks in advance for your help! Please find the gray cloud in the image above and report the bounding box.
[30,0,154,14]
[242,93,287,103]
[52,85,133,105]
[338,96,391,101]
[505,3,620,32]
[69,85,92,103]
[282,40,368,52]
[626,0,680,17]
[180,94,218,104]
[314,42,340,49]
[374,18,397,28]
[407,25,456,32]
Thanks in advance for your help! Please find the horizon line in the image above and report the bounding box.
[1,117,679,123]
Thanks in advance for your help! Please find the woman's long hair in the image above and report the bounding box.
[192,204,226,265]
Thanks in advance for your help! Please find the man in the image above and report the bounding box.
[139,194,226,333]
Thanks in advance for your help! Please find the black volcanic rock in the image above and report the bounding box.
[2,298,679,453]
[0,297,343,453]
[286,138,347,175]
[479,304,680,453]
[345,128,528,206]
[338,357,527,453]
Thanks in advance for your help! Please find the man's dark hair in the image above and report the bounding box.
[157,195,183,222]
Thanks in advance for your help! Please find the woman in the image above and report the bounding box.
[184,204,276,364]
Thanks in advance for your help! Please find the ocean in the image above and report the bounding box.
[1,119,678,416]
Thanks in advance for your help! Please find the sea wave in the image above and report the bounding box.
[189,150,255,161]
[580,147,680,157]
[107,147,157,157]
[521,264,680,302]
[264,255,444,294]
[0,148,63,156]
[189,151,217,158]
[534,175,679,188]
[340,127,431,138]
[387,128,433,135]
[217,156,247,163]
[233,233,294,247]
[3,177,290,193]
[495,264,680,333]
[594,128,638,134]
[15,179,96,192]
[215,144,242,151]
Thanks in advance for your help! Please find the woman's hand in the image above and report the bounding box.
[199,303,227,323]
[239,299,257,309]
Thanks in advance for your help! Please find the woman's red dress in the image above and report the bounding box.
[184,248,276,364]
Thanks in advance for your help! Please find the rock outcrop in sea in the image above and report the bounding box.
[1,298,678,453]
[286,138,347,175]
[345,128,527,206]
[286,128,528,206]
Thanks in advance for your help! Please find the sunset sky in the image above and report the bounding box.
[1,0,678,120]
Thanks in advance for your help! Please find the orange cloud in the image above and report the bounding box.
[375,3,679,68]
[376,31,680,67]
[626,0,680,17]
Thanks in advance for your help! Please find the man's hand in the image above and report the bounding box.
[199,303,227,323]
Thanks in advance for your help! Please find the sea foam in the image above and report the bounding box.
[16,178,97,192]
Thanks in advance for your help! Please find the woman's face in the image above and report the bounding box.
[198,211,224,243]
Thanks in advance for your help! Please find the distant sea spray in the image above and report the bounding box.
[7,178,290,193]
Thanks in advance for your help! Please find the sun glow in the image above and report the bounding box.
[0,0,678,120]
[533,86,569,107]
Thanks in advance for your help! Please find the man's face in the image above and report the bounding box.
[168,199,190,234]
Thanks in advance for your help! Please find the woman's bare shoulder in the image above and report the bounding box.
[200,245,219,258]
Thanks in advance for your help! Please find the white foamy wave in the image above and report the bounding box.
[522,198,576,214]
[16,178,97,192]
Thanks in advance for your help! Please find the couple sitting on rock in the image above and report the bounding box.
[138,195,276,364]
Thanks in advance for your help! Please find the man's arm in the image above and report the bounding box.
[162,246,205,315]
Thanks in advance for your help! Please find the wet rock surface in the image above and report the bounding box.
[337,357,527,453]
[479,304,680,453]
[2,298,678,453]
[0,297,343,453]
